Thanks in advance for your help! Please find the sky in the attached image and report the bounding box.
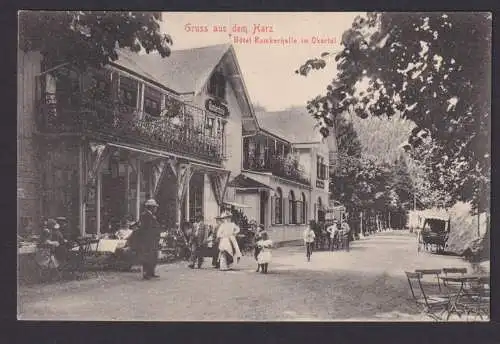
[160,12,362,111]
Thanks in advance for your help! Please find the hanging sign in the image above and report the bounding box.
[205,98,229,117]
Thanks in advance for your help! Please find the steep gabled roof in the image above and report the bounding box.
[114,43,231,94]
[255,107,323,144]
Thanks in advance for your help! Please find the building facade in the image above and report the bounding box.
[17,44,258,236]
[17,43,333,242]
[230,109,332,243]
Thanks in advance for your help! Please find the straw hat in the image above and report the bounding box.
[145,199,159,207]
[47,219,60,230]
[219,211,232,219]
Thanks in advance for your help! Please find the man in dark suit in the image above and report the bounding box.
[134,199,162,280]
[188,215,207,269]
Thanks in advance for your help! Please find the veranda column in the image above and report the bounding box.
[96,171,101,235]
[266,189,272,229]
[78,142,86,236]
[185,181,190,223]
[125,163,130,215]
[136,159,141,221]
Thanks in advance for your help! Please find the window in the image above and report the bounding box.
[119,88,137,108]
[317,155,327,180]
[189,173,204,223]
[144,97,160,117]
[297,193,307,224]
[206,117,216,136]
[119,76,138,108]
[87,74,110,102]
[317,197,325,222]
[289,190,296,224]
[55,68,80,110]
[208,71,226,100]
[218,119,227,156]
[274,188,283,224]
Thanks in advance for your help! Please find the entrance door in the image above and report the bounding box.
[156,168,177,228]
[101,174,126,233]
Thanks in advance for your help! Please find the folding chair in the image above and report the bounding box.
[405,271,450,321]
[70,238,101,279]
[442,268,467,289]
[458,276,490,320]
[415,269,443,293]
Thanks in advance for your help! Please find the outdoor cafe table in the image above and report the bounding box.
[70,239,128,254]
[439,274,490,319]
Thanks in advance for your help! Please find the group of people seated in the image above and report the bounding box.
[37,218,72,269]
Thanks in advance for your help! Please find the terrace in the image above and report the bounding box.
[36,67,226,165]
[242,135,310,185]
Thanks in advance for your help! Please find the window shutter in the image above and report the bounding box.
[314,203,317,222]
[272,197,276,225]
[283,196,289,224]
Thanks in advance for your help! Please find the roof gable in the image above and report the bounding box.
[255,107,323,144]
[114,43,231,94]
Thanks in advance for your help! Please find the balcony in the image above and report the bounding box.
[243,153,310,185]
[38,93,225,164]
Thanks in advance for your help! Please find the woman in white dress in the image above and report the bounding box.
[217,211,242,271]
[256,237,273,274]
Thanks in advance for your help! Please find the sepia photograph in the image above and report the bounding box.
[17,11,490,321]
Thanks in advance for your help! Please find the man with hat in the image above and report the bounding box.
[134,199,163,280]
[326,218,340,251]
[188,214,207,269]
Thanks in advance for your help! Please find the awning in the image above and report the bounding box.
[227,174,273,191]
[224,201,252,209]
[107,142,223,169]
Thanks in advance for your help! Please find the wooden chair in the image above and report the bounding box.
[405,271,450,321]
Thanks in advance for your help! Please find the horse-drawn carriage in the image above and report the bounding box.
[417,213,451,253]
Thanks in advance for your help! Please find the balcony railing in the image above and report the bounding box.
[243,153,310,185]
[38,94,225,164]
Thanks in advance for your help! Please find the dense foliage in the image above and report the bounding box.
[330,112,416,229]
[298,12,491,212]
[19,11,173,69]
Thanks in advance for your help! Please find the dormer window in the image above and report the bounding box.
[208,71,226,100]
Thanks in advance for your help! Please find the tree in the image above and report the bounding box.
[390,156,415,211]
[298,12,491,212]
[329,113,362,209]
[19,11,173,69]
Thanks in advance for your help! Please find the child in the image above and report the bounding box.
[255,226,273,274]
[254,225,268,272]
[303,220,316,262]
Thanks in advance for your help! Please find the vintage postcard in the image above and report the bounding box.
[17,11,490,321]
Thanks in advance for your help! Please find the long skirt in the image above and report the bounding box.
[219,251,234,270]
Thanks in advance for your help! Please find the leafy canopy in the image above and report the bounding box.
[19,11,173,69]
[298,12,491,212]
